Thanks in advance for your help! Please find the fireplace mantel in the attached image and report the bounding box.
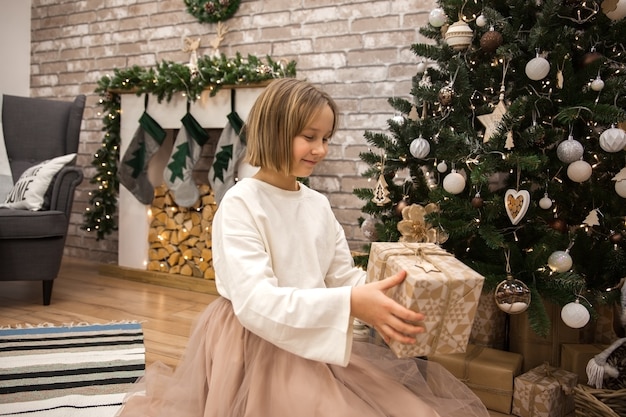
[118,87,265,270]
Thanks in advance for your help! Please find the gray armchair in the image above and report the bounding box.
[0,94,85,305]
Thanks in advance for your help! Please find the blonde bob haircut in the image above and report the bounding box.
[244,78,339,176]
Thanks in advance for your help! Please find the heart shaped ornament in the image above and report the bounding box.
[504,189,530,225]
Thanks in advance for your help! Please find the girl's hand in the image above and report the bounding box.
[350,270,425,345]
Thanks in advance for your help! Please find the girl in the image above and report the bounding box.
[116,78,489,417]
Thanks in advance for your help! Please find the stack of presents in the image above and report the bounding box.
[364,242,625,417]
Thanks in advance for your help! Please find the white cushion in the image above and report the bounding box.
[0,153,76,210]
[0,122,13,202]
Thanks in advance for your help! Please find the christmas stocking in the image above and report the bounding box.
[164,112,209,207]
[208,111,245,204]
[118,109,166,204]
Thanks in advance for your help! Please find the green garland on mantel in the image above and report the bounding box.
[82,53,296,240]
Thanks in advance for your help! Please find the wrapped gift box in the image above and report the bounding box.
[509,300,592,372]
[470,290,507,349]
[512,364,577,417]
[429,344,523,414]
[366,242,484,358]
[560,343,607,385]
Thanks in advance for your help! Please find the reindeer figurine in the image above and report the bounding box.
[209,21,229,58]
[183,37,201,77]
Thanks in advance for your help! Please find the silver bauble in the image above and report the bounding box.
[557,136,584,163]
[615,180,626,198]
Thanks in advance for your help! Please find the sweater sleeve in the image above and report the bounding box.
[212,189,358,366]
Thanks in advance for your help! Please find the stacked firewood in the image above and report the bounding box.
[147,184,217,279]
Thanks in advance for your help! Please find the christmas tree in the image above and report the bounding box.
[355,0,626,335]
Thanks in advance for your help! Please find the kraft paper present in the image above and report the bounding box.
[560,343,607,385]
[366,242,485,358]
[429,344,523,414]
[509,300,592,372]
[512,364,577,417]
[470,290,507,349]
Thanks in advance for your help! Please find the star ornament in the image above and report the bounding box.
[478,100,514,149]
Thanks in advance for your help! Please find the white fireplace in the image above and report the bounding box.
[118,87,264,270]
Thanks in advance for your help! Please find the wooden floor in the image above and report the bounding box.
[0,256,521,417]
[0,256,219,368]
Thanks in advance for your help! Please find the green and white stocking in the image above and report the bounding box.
[208,111,245,204]
[164,112,209,207]
[118,110,166,204]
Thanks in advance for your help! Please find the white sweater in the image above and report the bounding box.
[212,178,366,366]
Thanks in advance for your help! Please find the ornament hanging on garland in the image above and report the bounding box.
[494,251,531,314]
[471,192,484,208]
[184,0,241,24]
[599,125,626,153]
[548,249,573,273]
[360,217,380,241]
[371,154,391,206]
[442,169,466,194]
[443,19,473,51]
[557,135,584,163]
[567,160,592,182]
[612,168,626,198]
[428,7,447,27]
[183,37,201,78]
[504,189,530,225]
[610,231,624,244]
[438,84,455,106]
[539,192,553,209]
[479,27,503,54]
[476,14,487,27]
[525,51,551,81]
[409,135,431,159]
[561,299,590,328]
[590,75,605,92]
[549,217,568,233]
[584,209,600,227]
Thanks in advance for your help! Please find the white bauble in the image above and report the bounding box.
[539,193,553,209]
[591,76,605,92]
[409,136,431,159]
[443,171,466,194]
[557,136,584,163]
[416,62,426,74]
[567,160,592,182]
[525,56,550,81]
[615,180,626,198]
[429,8,447,27]
[360,217,379,241]
[444,20,473,51]
[476,14,487,27]
[561,300,590,328]
[548,250,573,272]
[437,161,448,173]
[603,0,626,21]
[599,126,626,153]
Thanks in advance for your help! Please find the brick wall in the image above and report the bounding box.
[29,0,435,264]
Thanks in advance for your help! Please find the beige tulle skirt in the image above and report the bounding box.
[116,297,489,417]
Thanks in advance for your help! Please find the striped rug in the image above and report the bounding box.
[0,322,145,417]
